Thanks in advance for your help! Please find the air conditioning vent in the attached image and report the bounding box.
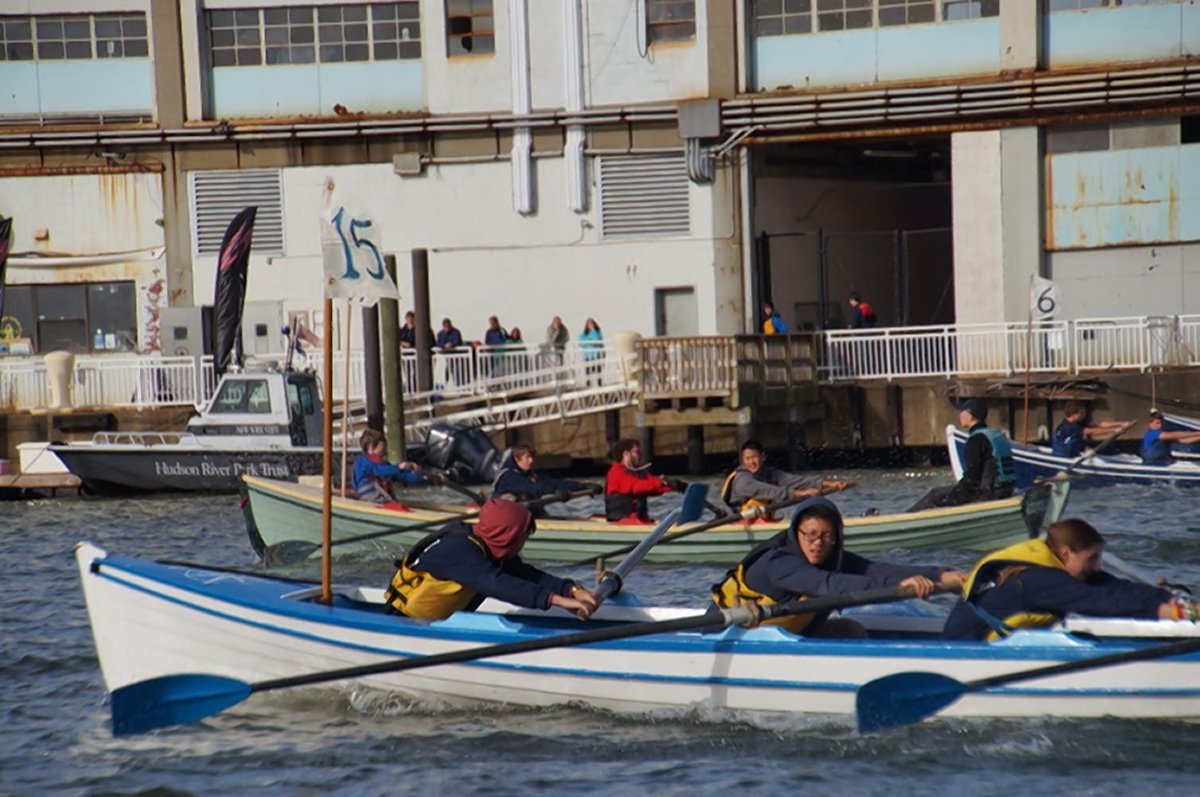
[598,154,690,239]
[189,168,284,255]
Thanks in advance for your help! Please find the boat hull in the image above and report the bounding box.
[76,542,1200,723]
[946,424,1200,489]
[241,475,1068,564]
[54,447,324,495]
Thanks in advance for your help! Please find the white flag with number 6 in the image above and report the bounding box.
[320,176,400,305]
[1030,275,1057,321]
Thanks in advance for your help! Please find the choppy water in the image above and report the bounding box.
[4,469,1200,796]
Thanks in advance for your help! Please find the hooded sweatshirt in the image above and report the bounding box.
[726,497,946,630]
[402,499,578,611]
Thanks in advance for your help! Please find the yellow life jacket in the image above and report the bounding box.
[720,469,772,518]
[963,538,1067,641]
[711,563,815,635]
[385,532,488,621]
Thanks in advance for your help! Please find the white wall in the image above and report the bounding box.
[951,127,1041,325]
[188,157,741,346]
[1049,243,1200,318]
[0,171,168,351]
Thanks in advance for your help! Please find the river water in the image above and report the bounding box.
[4,469,1200,796]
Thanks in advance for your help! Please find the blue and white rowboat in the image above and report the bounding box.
[946,424,1200,490]
[77,542,1200,726]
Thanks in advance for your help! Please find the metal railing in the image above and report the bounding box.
[820,315,1200,381]
[4,317,1200,413]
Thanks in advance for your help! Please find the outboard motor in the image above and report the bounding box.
[420,423,501,484]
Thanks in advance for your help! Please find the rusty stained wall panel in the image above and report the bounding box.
[1047,144,1200,251]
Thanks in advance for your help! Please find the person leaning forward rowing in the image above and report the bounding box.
[491,442,600,516]
[385,498,599,621]
[721,439,851,519]
[711,497,966,639]
[943,518,1199,640]
[907,398,1014,512]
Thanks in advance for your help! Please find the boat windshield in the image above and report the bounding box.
[210,379,273,414]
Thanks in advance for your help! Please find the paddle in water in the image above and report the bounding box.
[110,582,931,736]
[856,636,1200,734]
[262,487,594,567]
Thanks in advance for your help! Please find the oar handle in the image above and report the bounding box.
[759,583,954,624]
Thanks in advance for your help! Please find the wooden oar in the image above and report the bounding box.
[108,582,932,736]
[568,486,853,568]
[591,483,708,606]
[856,635,1200,734]
[262,488,593,567]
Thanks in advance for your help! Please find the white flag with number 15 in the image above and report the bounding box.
[320,176,400,305]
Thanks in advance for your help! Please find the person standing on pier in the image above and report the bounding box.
[721,440,851,519]
[908,398,1014,511]
[847,292,877,329]
[604,438,685,523]
[761,302,789,335]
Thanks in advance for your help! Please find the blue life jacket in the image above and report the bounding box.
[969,426,1016,488]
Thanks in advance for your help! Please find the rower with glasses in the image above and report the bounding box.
[711,497,966,639]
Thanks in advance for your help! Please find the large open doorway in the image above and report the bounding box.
[751,137,954,331]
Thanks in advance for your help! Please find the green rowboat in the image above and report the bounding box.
[241,475,1069,565]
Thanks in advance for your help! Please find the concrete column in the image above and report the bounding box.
[951,127,1042,327]
[999,0,1042,73]
[638,425,655,467]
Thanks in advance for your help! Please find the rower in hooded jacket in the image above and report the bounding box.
[385,498,599,621]
[712,497,966,638]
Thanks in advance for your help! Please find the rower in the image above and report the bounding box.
[354,428,444,503]
[385,498,598,621]
[943,518,1198,640]
[604,438,684,523]
[712,497,965,638]
[720,440,851,520]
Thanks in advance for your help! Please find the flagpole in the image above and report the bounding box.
[340,298,353,496]
[321,296,334,605]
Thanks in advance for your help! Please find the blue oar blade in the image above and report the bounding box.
[856,671,965,734]
[111,674,252,736]
[678,483,708,525]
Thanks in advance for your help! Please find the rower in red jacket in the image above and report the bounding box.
[604,438,685,523]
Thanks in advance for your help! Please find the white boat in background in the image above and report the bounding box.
[946,424,1200,489]
[77,541,1200,734]
[51,364,326,494]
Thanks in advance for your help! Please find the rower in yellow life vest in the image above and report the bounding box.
[386,499,598,621]
[712,497,964,638]
[943,518,1197,640]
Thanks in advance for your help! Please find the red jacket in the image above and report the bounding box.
[604,462,672,522]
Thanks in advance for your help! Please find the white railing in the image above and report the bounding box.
[820,315,1200,381]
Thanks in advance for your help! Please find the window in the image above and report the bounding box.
[647,0,696,44]
[94,14,148,58]
[1048,0,1107,10]
[943,0,999,19]
[209,4,419,67]
[0,17,34,61]
[446,0,493,55]
[754,0,814,36]
[815,0,872,32]
[318,4,370,63]
[210,379,272,414]
[1183,115,1200,145]
[879,0,934,26]
[263,7,315,65]
[35,15,92,59]
[1,281,136,354]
